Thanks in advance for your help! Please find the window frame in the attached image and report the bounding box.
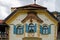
[26,23,36,33]
[13,25,24,35]
[40,24,51,35]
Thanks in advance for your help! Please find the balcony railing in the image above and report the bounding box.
[0,32,8,40]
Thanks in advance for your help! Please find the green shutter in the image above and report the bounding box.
[34,24,36,32]
[26,24,28,32]
[40,25,43,34]
[13,25,17,34]
[48,25,51,34]
[22,25,24,34]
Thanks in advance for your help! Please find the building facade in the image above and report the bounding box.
[4,4,58,40]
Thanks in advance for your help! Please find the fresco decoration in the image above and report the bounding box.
[21,11,43,23]
[26,23,36,33]
[13,24,24,35]
[40,24,51,35]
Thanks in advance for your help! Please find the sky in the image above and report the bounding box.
[0,0,60,19]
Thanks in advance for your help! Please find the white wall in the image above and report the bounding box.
[9,14,27,40]
[9,13,56,40]
[38,14,55,40]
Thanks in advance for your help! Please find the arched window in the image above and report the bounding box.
[43,25,48,34]
[28,23,34,33]
[40,24,51,35]
[13,25,24,35]
[16,25,24,34]
[26,23,36,33]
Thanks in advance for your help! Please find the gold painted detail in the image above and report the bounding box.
[23,37,42,40]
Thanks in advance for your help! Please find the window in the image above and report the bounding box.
[40,24,51,35]
[26,23,36,33]
[13,25,24,35]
